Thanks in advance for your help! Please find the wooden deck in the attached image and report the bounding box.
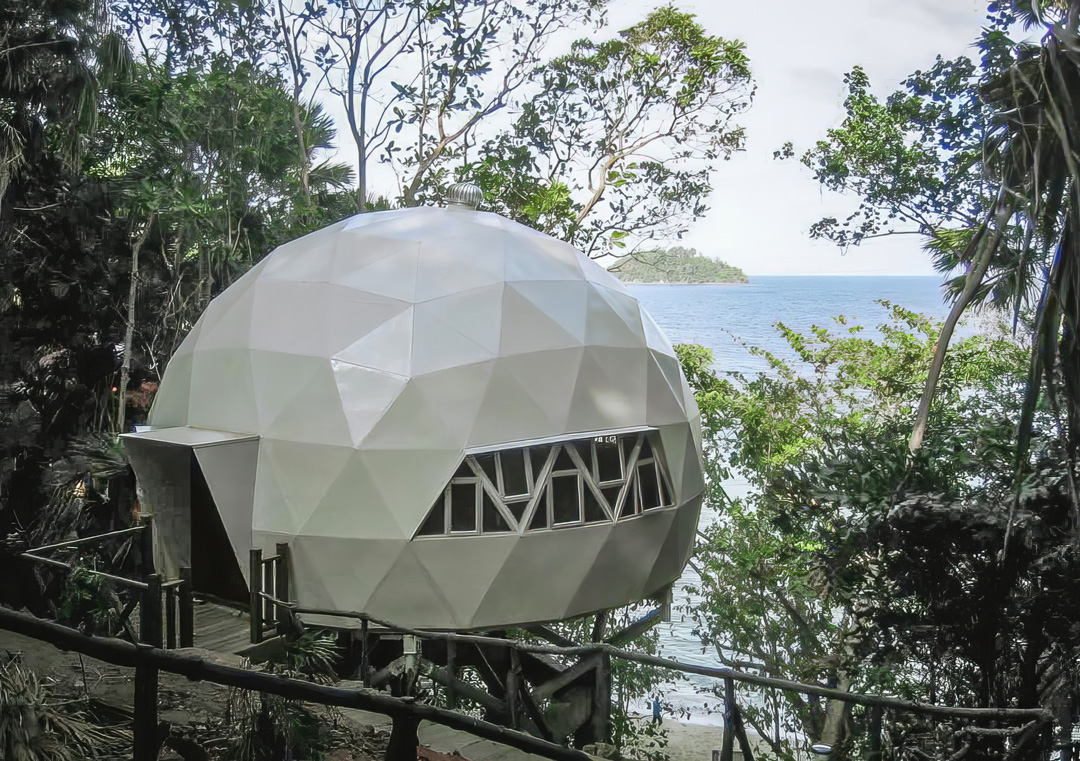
[190,599,251,655]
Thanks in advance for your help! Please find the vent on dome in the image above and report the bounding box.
[414,430,674,538]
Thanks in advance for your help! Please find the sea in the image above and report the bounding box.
[627,276,960,725]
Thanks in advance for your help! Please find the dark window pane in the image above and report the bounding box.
[595,440,622,482]
[602,486,621,514]
[639,462,661,509]
[640,436,653,460]
[482,491,511,533]
[552,474,580,524]
[621,436,637,462]
[554,446,575,471]
[450,483,477,531]
[501,450,528,496]
[454,460,472,478]
[584,487,607,523]
[528,491,549,530]
[529,446,551,476]
[418,498,445,536]
[623,478,639,517]
[475,453,498,483]
[507,500,528,523]
[657,473,671,506]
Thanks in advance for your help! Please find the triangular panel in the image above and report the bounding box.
[413,535,518,627]
[364,545,458,628]
[193,438,259,578]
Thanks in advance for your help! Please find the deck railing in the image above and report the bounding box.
[18,519,193,648]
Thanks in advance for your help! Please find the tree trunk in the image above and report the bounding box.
[118,215,155,434]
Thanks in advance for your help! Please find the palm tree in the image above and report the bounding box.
[913,1,1080,469]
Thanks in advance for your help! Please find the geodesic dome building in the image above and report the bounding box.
[123,185,704,630]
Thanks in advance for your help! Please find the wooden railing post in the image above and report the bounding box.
[275,542,290,633]
[869,706,883,761]
[140,573,162,648]
[165,584,176,649]
[178,566,194,648]
[386,714,419,761]
[592,652,611,743]
[720,677,735,761]
[446,640,457,709]
[361,618,370,686]
[506,648,520,730]
[249,548,263,644]
[140,516,155,575]
[133,659,159,761]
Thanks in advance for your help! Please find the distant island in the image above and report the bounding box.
[609,246,749,284]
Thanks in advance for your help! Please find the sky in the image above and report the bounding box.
[601,0,991,276]
[335,0,993,277]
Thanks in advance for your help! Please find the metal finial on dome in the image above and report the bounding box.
[446,182,484,210]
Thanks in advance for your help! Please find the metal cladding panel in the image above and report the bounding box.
[141,206,706,628]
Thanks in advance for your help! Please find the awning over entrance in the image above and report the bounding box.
[122,427,259,600]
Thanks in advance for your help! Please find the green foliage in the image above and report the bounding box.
[461,7,753,255]
[797,2,1080,458]
[677,304,1042,758]
[610,246,748,284]
[279,630,341,683]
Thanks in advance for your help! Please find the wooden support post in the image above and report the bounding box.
[262,556,272,637]
[249,548,262,644]
[178,567,194,648]
[507,649,520,730]
[720,678,735,761]
[141,573,163,648]
[592,653,611,744]
[518,679,555,742]
[275,542,290,633]
[731,704,755,761]
[165,585,176,649]
[590,611,608,643]
[386,714,419,761]
[140,516,155,575]
[133,659,159,761]
[360,618,370,686]
[868,706,882,761]
[446,640,457,709]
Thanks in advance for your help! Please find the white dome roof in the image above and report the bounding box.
[142,206,704,629]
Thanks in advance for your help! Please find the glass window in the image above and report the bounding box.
[475,453,498,483]
[529,446,552,477]
[602,486,621,513]
[414,429,674,538]
[450,482,477,532]
[639,461,662,510]
[551,474,580,525]
[595,439,622,483]
[623,477,640,517]
[506,500,528,523]
[418,496,446,536]
[584,487,607,523]
[529,496,549,530]
[553,446,575,471]
[500,450,529,497]
[482,491,511,533]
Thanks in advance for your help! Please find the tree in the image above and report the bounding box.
[795,2,1080,461]
[678,305,1056,758]
[464,7,753,256]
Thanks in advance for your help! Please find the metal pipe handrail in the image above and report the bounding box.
[25,525,145,555]
[20,553,150,590]
[262,594,1049,723]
